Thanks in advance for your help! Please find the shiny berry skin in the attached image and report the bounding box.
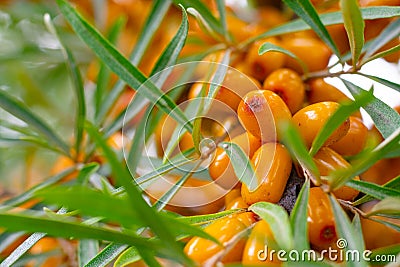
[242,220,281,266]
[282,36,332,73]
[307,187,337,248]
[263,68,306,114]
[313,147,360,201]
[209,132,262,189]
[307,78,350,105]
[329,116,368,156]
[241,143,292,205]
[184,216,248,264]
[292,101,350,148]
[245,37,286,81]
[237,90,292,142]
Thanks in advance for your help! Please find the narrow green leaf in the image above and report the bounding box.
[85,122,193,266]
[242,7,400,46]
[279,121,320,184]
[362,18,400,63]
[173,0,224,36]
[283,0,341,59]
[137,250,162,267]
[250,202,293,251]
[0,208,67,267]
[341,0,365,68]
[352,213,366,251]
[328,194,368,267]
[219,141,258,191]
[370,244,400,265]
[346,179,400,201]
[76,162,100,185]
[367,197,400,216]
[342,79,400,139]
[114,247,140,267]
[85,243,128,267]
[56,0,192,133]
[359,73,400,94]
[1,168,74,208]
[290,179,310,251]
[79,240,99,267]
[361,43,400,64]
[216,0,228,39]
[368,216,400,232]
[309,89,374,156]
[192,116,203,155]
[353,175,400,206]
[259,42,308,74]
[177,209,245,225]
[95,17,126,121]
[0,90,70,155]
[0,213,167,255]
[96,0,171,123]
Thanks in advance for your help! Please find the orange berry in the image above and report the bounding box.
[27,238,64,267]
[225,196,249,210]
[245,37,286,81]
[313,147,360,201]
[237,90,292,142]
[329,116,368,156]
[292,101,350,148]
[282,36,332,73]
[224,188,242,206]
[184,216,248,264]
[263,68,306,113]
[308,187,337,248]
[242,220,281,266]
[307,78,350,104]
[209,132,262,189]
[241,143,292,205]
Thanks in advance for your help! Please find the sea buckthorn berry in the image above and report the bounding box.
[225,196,249,210]
[308,187,337,248]
[209,132,262,189]
[184,216,248,264]
[263,68,306,113]
[281,36,332,73]
[179,132,195,152]
[242,220,281,266]
[292,101,350,148]
[313,147,360,201]
[307,78,350,104]
[237,90,292,142]
[360,201,400,250]
[241,143,292,205]
[235,212,257,227]
[188,69,261,113]
[224,188,242,207]
[329,116,368,156]
[245,37,286,81]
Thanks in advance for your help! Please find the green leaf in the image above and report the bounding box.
[370,244,400,265]
[352,213,366,251]
[328,194,368,267]
[56,0,192,133]
[173,0,224,36]
[361,43,400,64]
[79,240,99,267]
[341,0,365,68]
[219,141,258,191]
[114,247,141,267]
[283,0,341,59]
[76,162,100,185]
[359,73,400,94]
[353,175,400,206]
[309,89,374,156]
[84,122,193,266]
[366,197,400,216]
[0,208,67,267]
[290,179,310,251]
[249,202,293,251]
[259,42,308,74]
[96,0,171,123]
[177,209,245,225]
[0,213,169,256]
[346,179,400,202]
[342,79,400,139]
[216,0,228,39]
[279,121,320,185]
[85,243,128,267]
[362,18,400,63]
[0,90,70,155]
[242,6,400,46]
